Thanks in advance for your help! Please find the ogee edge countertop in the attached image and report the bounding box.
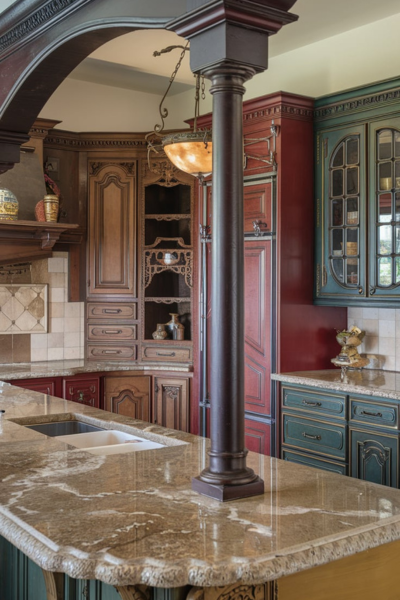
[1,380,400,588]
[0,358,192,380]
[271,369,400,400]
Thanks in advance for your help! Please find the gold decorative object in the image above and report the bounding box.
[0,187,18,220]
[152,324,168,340]
[380,177,392,190]
[332,325,369,373]
[166,313,185,340]
[43,194,59,222]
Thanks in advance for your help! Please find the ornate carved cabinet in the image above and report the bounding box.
[103,374,151,421]
[153,376,190,432]
[314,77,400,306]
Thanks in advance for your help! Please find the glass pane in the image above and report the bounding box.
[378,225,392,255]
[346,258,358,285]
[346,137,359,165]
[332,199,343,226]
[378,256,392,286]
[395,161,400,189]
[396,257,400,283]
[395,131,400,158]
[396,226,400,254]
[396,193,400,221]
[346,167,359,195]
[378,129,393,160]
[332,143,344,168]
[332,169,343,197]
[331,258,344,283]
[379,162,392,190]
[346,197,359,225]
[346,228,358,256]
[332,229,343,256]
[379,193,392,222]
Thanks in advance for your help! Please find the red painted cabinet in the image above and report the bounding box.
[10,377,62,397]
[63,374,101,408]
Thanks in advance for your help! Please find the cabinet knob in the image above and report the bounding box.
[78,392,85,402]
[370,286,376,295]
[358,287,363,294]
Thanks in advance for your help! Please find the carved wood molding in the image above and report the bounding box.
[0,0,93,58]
[41,569,64,600]
[116,584,150,600]
[187,582,277,600]
[314,87,400,122]
[45,131,147,151]
[89,161,136,176]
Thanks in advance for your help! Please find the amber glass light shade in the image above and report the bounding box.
[163,131,212,177]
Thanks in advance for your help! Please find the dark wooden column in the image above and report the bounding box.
[170,0,298,501]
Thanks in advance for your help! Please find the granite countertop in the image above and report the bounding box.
[2,382,400,587]
[272,369,400,400]
[0,359,192,380]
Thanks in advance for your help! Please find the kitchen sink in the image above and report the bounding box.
[55,429,165,454]
[24,421,104,436]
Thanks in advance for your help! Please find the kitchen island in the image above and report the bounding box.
[1,381,400,600]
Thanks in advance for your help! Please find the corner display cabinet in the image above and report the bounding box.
[315,77,400,306]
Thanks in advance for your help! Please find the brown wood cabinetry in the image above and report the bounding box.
[103,375,151,421]
[62,374,100,408]
[153,376,190,432]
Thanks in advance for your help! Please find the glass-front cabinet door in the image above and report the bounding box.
[369,118,400,300]
[315,125,366,302]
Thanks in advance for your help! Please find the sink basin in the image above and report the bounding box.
[56,429,165,455]
[24,421,104,436]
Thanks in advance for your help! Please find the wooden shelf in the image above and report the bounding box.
[0,219,80,265]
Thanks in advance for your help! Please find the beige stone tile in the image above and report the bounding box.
[362,319,379,337]
[50,318,64,333]
[379,308,396,320]
[47,332,64,349]
[379,319,395,338]
[48,257,65,273]
[347,307,362,320]
[50,288,64,303]
[47,347,64,361]
[362,336,379,353]
[30,259,49,284]
[31,348,48,362]
[383,355,396,371]
[64,347,82,360]
[64,332,80,348]
[48,272,65,288]
[31,334,48,349]
[363,307,380,319]
[379,337,396,356]
[64,317,80,333]
[64,303,81,318]
[49,302,64,318]
[12,334,31,363]
[0,335,12,363]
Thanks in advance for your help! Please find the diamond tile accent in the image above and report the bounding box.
[0,285,48,334]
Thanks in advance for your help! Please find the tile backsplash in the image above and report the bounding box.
[348,307,400,371]
[0,252,84,364]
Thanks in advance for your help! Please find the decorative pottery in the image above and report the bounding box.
[0,187,18,221]
[152,323,168,340]
[331,325,369,371]
[34,200,46,222]
[43,194,59,222]
[166,313,184,339]
[163,251,179,266]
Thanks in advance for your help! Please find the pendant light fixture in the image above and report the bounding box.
[146,43,212,179]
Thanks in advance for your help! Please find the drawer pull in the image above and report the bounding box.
[102,329,122,335]
[302,432,321,441]
[156,352,176,357]
[103,350,122,354]
[302,399,322,407]
[104,309,122,314]
[360,409,382,418]
[78,392,85,403]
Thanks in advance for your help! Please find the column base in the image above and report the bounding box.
[192,475,264,502]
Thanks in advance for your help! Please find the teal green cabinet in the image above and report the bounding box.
[281,383,400,486]
[314,78,400,306]
[349,428,398,488]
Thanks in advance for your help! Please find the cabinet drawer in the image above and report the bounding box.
[87,344,137,361]
[282,413,346,460]
[142,346,191,362]
[88,324,137,342]
[87,303,137,320]
[350,398,398,429]
[282,387,346,419]
[63,376,100,408]
[282,449,347,475]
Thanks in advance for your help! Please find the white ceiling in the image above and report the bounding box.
[69,0,400,93]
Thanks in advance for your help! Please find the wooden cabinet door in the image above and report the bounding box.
[104,375,150,422]
[10,377,61,397]
[63,375,100,408]
[153,377,189,432]
[245,417,271,455]
[244,240,272,417]
[88,162,137,300]
[244,180,272,234]
[350,428,398,488]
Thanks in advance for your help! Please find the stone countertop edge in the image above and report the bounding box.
[1,508,400,588]
[0,359,193,380]
[271,369,400,400]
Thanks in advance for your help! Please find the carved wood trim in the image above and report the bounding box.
[314,87,400,122]
[41,569,64,600]
[187,583,277,600]
[116,584,150,600]
[45,130,148,151]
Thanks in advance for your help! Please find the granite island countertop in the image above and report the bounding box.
[2,380,400,588]
[0,358,192,380]
[271,368,400,400]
